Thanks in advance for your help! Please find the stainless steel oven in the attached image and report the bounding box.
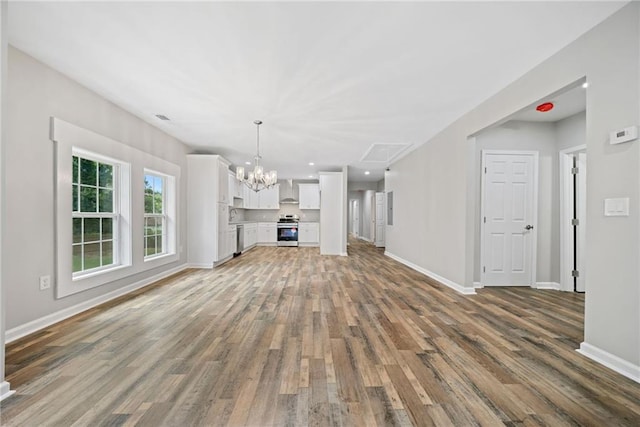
[277,214,299,247]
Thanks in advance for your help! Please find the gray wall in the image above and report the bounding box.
[0,0,7,388]
[387,5,639,367]
[5,47,189,330]
[557,112,587,151]
[347,181,378,238]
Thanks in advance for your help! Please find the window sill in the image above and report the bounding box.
[143,252,175,263]
[72,263,129,282]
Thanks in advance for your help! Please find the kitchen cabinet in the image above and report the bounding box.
[243,223,258,249]
[227,224,237,257]
[228,171,244,206]
[257,222,277,244]
[258,184,280,209]
[299,222,319,245]
[243,185,260,209]
[298,184,320,210]
[186,154,232,267]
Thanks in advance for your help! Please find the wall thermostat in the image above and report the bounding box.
[609,125,638,145]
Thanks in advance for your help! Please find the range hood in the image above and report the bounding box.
[280,179,299,204]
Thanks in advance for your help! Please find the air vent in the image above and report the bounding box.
[361,143,410,163]
[155,114,170,121]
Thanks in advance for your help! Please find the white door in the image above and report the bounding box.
[576,152,587,292]
[370,194,376,241]
[352,200,359,237]
[375,192,385,247]
[481,151,538,286]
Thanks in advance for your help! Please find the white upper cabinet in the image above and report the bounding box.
[298,183,320,209]
[243,185,260,209]
[258,184,280,209]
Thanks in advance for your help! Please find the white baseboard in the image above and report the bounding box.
[0,381,14,402]
[384,251,476,295]
[358,236,373,243]
[187,263,213,269]
[474,281,483,289]
[6,264,189,344]
[577,342,640,383]
[535,282,561,290]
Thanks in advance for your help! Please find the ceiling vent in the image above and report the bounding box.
[155,114,170,121]
[361,143,410,163]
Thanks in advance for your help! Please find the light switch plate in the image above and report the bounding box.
[604,197,629,216]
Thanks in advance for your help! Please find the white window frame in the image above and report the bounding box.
[143,169,177,261]
[72,149,122,277]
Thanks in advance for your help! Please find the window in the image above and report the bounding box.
[144,173,166,258]
[72,154,119,274]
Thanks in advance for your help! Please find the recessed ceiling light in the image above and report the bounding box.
[308,162,315,166]
[364,171,370,175]
[582,82,589,89]
[245,161,251,165]
[155,114,170,121]
[308,175,314,178]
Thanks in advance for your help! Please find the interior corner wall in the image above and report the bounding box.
[0,0,8,394]
[387,3,640,368]
[5,47,189,331]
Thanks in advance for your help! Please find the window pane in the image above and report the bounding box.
[144,175,153,192]
[102,241,113,266]
[99,189,113,213]
[72,244,82,272]
[102,218,113,240]
[80,158,97,186]
[154,176,163,214]
[155,217,163,236]
[144,217,155,237]
[84,218,100,242]
[80,186,97,212]
[99,163,113,188]
[73,218,82,243]
[156,235,163,253]
[72,156,79,184]
[84,243,101,270]
[146,236,156,257]
[144,193,153,214]
[72,184,78,212]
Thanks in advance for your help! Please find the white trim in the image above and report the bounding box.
[0,382,14,402]
[577,342,640,383]
[480,150,539,287]
[474,281,483,289]
[6,264,188,343]
[385,251,476,295]
[187,263,213,269]
[340,252,349,257]
[559,144,587,292]
[535,282,561,290]
[358,236,373,243]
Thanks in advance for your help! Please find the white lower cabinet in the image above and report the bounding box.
[243,223,258,249]
[227,225,237,257]
[258,222,277,244]
[299,222,319,245]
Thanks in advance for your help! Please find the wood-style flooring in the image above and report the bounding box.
[2,239,640,426]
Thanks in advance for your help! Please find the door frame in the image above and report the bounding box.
[480,150,539,287]
[559,144,586,292]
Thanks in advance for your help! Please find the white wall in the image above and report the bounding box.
[5,47,189,331]
[387,4,639,372]
[0,0,10,400]
[347,181,378,238]
[474,121,558,284]
[320,172,345,255]
[556,112,587,151]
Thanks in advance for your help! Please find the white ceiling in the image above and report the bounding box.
[507,83,587,123]
[8,1,625,182]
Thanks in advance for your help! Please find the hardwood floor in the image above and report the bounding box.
[2,239,640,426]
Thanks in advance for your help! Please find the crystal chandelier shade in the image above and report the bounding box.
[235,120,277,192]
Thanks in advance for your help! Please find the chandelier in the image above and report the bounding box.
[235,120,278,192]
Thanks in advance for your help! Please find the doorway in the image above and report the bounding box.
[481,150,539,286]
[560,146,587,292]
[351,199,359,237]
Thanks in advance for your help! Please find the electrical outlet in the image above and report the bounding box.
[39,275,51,291]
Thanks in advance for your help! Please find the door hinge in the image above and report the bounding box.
[484,167,487,174]
[571,218,579,226]
[572,270,580,278]
[483,266,486,273]
[571,167,579,175]
[483,216,486,224]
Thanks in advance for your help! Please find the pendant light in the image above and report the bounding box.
[235,120,277,192]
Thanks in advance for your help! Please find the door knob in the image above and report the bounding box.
[525,225,534,230]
